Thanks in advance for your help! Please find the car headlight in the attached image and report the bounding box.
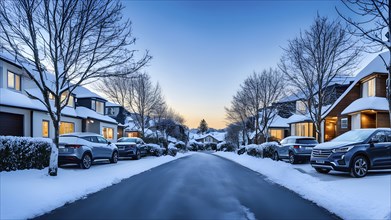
[332,146,354,153]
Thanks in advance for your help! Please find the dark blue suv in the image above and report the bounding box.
[310,128,391,178]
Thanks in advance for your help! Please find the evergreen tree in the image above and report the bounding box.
[198,119,208,134]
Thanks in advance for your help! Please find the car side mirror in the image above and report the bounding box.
[108,141,111,145]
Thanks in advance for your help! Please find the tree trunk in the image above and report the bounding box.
[48,120,59,176]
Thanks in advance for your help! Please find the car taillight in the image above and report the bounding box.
[293,145,300,149]
[65,144,82,148]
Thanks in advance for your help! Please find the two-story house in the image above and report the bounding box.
[0,52,118,141]
[322,52,390,139]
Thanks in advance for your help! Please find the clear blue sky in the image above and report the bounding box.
[121,0,347,129]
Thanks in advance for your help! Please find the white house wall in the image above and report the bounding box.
[99,122,117,141]
[0,106,32,136]
[32,111,82,139]
[351,113,361,129]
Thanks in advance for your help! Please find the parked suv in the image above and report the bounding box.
[58,132,118,169]
[310,128,391,178]
[273,136,318,164]
[115,137,147,160]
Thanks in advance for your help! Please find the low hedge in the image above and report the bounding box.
[240,142,279,158]
[0,136,52,171]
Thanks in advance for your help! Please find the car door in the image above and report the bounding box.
[97,136,112,159]
[368,131,391,168]
[89,136,102,158]
[277,138,287,157]
[281,138,293,158]
[138,139,147,155]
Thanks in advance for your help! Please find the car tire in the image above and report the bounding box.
[80,153,92,169]
[134,150,141,160]
[110,151,118,163]
[289,152,297,164]
[315,168,331,174]
[350,155,368,178]
[273,152,279,161]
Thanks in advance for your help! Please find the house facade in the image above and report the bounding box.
[0,53,118,141]
[322,53,390,140]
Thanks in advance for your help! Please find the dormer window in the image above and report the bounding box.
[362,78,376,97]
[7,71,21,91]
[91,100,104,114]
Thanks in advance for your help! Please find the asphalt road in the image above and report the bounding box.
[35,153,339,220]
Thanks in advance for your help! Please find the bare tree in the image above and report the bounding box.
[127,73,164,137]
[230,69,285,144]
[337,0,391,126]
[225,89,253,145]
[0,0,151,176]
[279,15,361,141]
[95,75,133,107]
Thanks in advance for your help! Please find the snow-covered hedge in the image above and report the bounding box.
[187,140,204,151]
[218,142,236,152]
[204,142,217,151]
[0,136,52,171]
[167,143,178,156]
[174,141,186,151]
[240,142,279,158]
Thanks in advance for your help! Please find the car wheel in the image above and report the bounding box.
[273,152,279,161]
[134,150,141,160]
[350,155,368,178]
[110,151,118,163]
[80,153,92,169]
[289,152,297,164]
[315,168,331,174]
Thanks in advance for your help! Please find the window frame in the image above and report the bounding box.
[42,120,50,138]
[102,127,114,140]
[341,118,348,129]
[7,71,21,91]
[59,121,75,135]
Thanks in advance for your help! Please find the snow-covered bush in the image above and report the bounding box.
[167,143,178,156]
[188,140,204,151]
[0,136,52,171]
[174,141,186,151]
[218,142,236,152]
[241,142,279,158]
[204,142,217,151]
[145,143,164,157]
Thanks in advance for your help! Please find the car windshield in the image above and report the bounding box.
[331,130,374,143]
[297,139,318,144]
[117,138,137,143]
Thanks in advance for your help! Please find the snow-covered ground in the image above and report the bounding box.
[215,152,391,220]
[0,153,192,219]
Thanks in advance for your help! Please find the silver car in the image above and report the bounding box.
[58,132,119,169]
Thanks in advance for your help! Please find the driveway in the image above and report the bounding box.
[35,153,338,219]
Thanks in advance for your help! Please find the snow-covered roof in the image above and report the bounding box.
[192,132,226,142]
[323,52,389,118]
[75,107,117,124]
[268,115,290,128]
[105,101,121,107]
[341,97,389,115]
[0,88,46,111]
[73,86,106,100]
[287,114,311,124]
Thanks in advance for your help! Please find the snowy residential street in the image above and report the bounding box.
[34,153,336,220]
[215,152,391,220]
[0,153,192,220]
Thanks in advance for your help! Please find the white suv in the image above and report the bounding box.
[58,132,118,169]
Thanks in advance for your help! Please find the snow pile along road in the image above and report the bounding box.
[0,153,192,219]
[215,152,391,220]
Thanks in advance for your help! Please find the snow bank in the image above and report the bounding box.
[215,152,391,220]
[0,153,193,219]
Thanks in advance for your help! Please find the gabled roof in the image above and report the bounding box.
[73,86,106,100]
[322,52,389,118]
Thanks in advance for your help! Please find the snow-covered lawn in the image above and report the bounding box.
[0,153,192,219]
[215,152,391,220]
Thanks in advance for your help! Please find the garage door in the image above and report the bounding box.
[0,112,24,136]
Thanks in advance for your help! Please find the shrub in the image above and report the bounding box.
[143,137,168,148]
[174,141,186,151]
[167,143,178,156]
[204,142,217,151]
[241,142,279,158]
[218,142,236,152]
[188,140,204,151]
[0,136,52,171]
